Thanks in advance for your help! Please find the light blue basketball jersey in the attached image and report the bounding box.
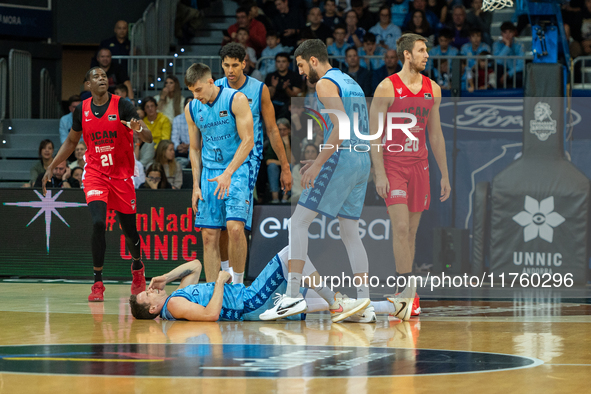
[317,68,369,148]
[161,282,245,321]
[189,86,241,170]
[215,76,264,159]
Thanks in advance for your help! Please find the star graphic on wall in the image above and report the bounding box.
[3,190,87,254]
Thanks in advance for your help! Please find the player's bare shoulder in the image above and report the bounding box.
[430,78,442,98]
[316,78,340,98]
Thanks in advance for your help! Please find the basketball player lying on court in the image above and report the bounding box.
[129,246,413,322]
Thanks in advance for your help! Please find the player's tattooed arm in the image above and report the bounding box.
[148,260,203,291]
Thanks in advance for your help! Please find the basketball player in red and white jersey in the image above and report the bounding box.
[42,67,153,302]
[370,34,451,316]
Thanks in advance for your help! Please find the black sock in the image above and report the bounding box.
[94,269,103,283]
[132,258,143,271]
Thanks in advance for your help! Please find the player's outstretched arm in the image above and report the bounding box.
[186,102,203,212]
[42,128,81,196]
[148,259,203,291]
[369,78,395,199]
[167,271,232,321]
[261,85,293,191]
[426,81,451,202]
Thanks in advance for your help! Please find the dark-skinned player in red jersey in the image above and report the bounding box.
[370,34,451,316]
[42,67,153,302]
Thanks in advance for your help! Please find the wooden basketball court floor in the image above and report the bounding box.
[0,282,590,394]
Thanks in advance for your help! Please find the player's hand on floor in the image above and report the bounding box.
[440,177,451,202]
[375,173,390,199]
[148,275,167,291]
[192,187,203,213]
[208,171,232,199]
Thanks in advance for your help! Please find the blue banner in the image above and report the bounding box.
[0,6,52,38]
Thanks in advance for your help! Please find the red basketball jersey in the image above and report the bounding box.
[383,73,434,168]
[81,95,135,179]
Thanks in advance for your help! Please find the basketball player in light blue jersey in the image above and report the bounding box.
[129,245,412,321]
[184,63,254,284]
[213,43,293,286]
[261,39,377,323]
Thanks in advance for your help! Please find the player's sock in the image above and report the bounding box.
[233,271,244,285]
[371,301,396,314]
[357,283,370,299]
[314,285,336,304]
[287,272,302,298]
[94,269,103,283]
[131,258,143,271]
[221,260,230,272]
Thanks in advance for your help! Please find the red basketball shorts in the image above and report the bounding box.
[384,160,430,212]
[83,171,137,214]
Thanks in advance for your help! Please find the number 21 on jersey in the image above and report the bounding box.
[101,153,113,166]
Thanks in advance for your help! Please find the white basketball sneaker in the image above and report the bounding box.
[329,293,371,323]
[259,293,308,320]
[344,304,377,323]
[387,286,415,321]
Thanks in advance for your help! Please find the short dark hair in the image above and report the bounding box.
[351,0,363,8]
[114,84,128,94]
[236,27,249,35]
[266,29,279,39]
[345,46,358,56]
[294,39,329,63]
[363,32,376,43]
[68,95,81,106]
[38,139,54,159]
[141,96,157,110]
[220,42,246,62]
[379,5,391,15]
[325,0,335,4]
[275,52,291,62]
[334,24,346,33]
[236,6,249,15]
[438,27,454,40]
[184,63,212,87]
[85,66,103,82]
[469,28,482,36]
[129,295,160,320]
[396,33,428,64]
[500,21,516,32]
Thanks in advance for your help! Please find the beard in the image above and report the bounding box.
[307,66,320,84]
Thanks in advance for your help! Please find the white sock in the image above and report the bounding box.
[287,272,302,297]
[357,283,370,300]
[314,286,336,304]
[233,271,244,285]
[221,260,230,272]
[371,301,396,314]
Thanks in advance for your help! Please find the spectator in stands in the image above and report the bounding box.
[323,0,342,30]
[327,25,350,61]
[134,129,155,169]
[142,96,172,147]
[261,30,291,77]
[427,0,448,25]
[461,28,491,69]
[68,166,84,188]
[273,0,305,48]
[359,32,386,70]
[69,142,86,170]
[59,95,82,144]
[460,58,475,92]
[351,0,376,31]
[373,49,402,90]
[578,0,591,55]
[369,6,402,50]
[434,58,451,89]
[264,118,292,203]
[243,51,265,81]
[99,20,130,69]
[291,143,318,202]
[493,21,525,88]
[133,158,146,189]
[301,7,334,45]
[96,48,134,99]
[466,0,492,45]
[247,1,274,32]
[236,28,258,67]
[154,140,183,189]
[34,160,70,189]
[391,0,411,28]
[142,162,171,189]
[447,5,471,50]
[264,53,302,118]
[403,0,441,33]
[426,27,458,74]
[29,139,54,187]
[223,6,267,55]
[344,10,365,47]
[407,10,434,40]
[172,96,193,168]
[154,75,184,123]
[345,47,372,96]
[114,84,132,103]
[473,51,496,90]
